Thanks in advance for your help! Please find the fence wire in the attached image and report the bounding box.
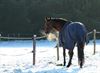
[96,31,100,34]
[87,31,93,35]
[0,36,46,40]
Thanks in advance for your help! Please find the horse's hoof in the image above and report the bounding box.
[79,60,84,68]
[67,63,72,68]
[80,65,82,68]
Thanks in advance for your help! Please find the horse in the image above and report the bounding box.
[43,17,88,68]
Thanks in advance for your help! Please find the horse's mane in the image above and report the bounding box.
[50,18,71,26]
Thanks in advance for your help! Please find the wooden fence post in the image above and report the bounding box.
[93,29,96,55]
[56,32,59,61]
[33,35,36,65]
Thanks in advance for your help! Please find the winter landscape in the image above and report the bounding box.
[0,39,100,73]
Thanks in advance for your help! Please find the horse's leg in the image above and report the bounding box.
[67,50,74,67]
[63,48,66,66]
[77,44,84,68]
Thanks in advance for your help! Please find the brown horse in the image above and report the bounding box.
[44,17,88,68]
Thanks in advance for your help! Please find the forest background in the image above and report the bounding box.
[0,0,100,38]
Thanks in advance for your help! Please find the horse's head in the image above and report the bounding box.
[44,17,53,34]
[43,17,59,40]
[43,17,70,40]
[44,17,65,34]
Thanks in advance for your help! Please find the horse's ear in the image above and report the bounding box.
[45,17,51,21]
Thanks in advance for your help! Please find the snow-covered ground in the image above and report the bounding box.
[0,40,100,73]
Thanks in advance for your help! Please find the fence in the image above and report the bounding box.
[0,34,46,65]
[87,29,100,55]
[0,29,100,65]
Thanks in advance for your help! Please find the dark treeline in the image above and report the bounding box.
[0,0,100,37]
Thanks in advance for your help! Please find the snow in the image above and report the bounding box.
[0,40,100,73]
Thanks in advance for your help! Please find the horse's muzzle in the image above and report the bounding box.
[41,30,48,36]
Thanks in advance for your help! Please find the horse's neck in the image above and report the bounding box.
[60,23,65,28]
[58,22,66,31]
[53,20,70,31]
[53,23,62,31]
[59,21,71,31]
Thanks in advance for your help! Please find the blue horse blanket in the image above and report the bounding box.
[59,22,88,50]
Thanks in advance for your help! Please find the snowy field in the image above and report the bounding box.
[0,40,100,73]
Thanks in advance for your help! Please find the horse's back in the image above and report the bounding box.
[68,22,86,31]
[67,22,87,44]
[59,22,87,49]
